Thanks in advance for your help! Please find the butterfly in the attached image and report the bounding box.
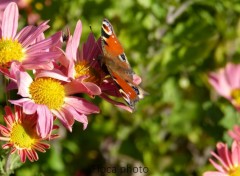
[101,18,145,110]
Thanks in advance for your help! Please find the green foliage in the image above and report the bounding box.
[2,0,240,175]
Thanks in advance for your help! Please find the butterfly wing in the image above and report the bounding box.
[101,19,134,83]
[107,67,139,110]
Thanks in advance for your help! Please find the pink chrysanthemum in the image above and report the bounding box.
[9,64,99,138]
[208,63,240,110]
[0,106,58,163]
[203,141,240,176]
[0,2,61,73]
[62,20,141,112]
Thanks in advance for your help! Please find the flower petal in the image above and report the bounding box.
[2,2,18,39]
[65,97,100,114]
[36,105,53,138]
[64,104,88,129]
[208,71,231,99]
[225,63,240,89]
[22,101,38,114]
[16,70,32,97]
[21,21,50,47]
[36,69,70,82]
[64,79,101,96]
[71,20,82,61]
[51,109,73,132]
[25,31,62,54]
[203,171,226,176]
[100,93,133,112]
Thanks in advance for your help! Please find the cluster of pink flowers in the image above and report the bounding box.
[0,2,138,163]
[206,63,240,175]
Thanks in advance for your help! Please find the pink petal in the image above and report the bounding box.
[71,20,82,61]
[225,63,240,89]
[64,104,88,129]
[9,98,30,106]
[2,143,12,149]
[2,2,18,39]
[26,31,62,54]
[51,108,74,131]
[203,171,226,176]
[209,157,226,173]
[30,149,38,161]
[64,97,100,114]
[65,35,73,59]
[231,141,240,166]
[21,21,50,47]
[36,69,70,82]
[64,79,101,96]
[22,101,38,114]
[208,72,231,99]
[0,124,10,134]
[82,33,96,59]
[17,70,32,97]
[228,126,240,141]
[100,93,133,112]
[4,106,15,124]
[15,25,36,43]
[67,58,75,78]
[36,105,53,138]
[22,59,54,70]
[19,150,26,163]
[26,150,34,162]
[82,81,102,95]
[216,142,233,169]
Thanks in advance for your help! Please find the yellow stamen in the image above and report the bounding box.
[10,123,36,149]
[0,39,24,66]
[231,89,240,106]
[29,78,65,109]
[230,166,240,176]
[74,61,101,85]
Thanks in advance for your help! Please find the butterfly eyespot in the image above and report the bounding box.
[102,21,113,36]
[118,53,127,62]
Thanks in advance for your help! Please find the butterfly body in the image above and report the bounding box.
[101,19,145,110]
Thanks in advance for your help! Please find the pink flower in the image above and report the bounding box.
[0,106,59,163]
[61,20,102,97]
[0,2,61,74]
[229,125,240,142]
[9,65,100,138]
[62,20,140,112]
[203,141,240,176]
[208,63,240,110]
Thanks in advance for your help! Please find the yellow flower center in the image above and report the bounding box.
[10,123,36,149]
[230,166,240,176]
[29,78,65,109]
[231,89,240,106]
[0,39,24,66]
[74,61,101,85]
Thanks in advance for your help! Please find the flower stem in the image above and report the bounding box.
[4,150,11,176]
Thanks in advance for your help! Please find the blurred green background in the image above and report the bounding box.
[2,0,240,175]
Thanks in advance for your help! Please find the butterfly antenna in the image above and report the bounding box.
[88,25,104,69]
[89,25,103,54]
